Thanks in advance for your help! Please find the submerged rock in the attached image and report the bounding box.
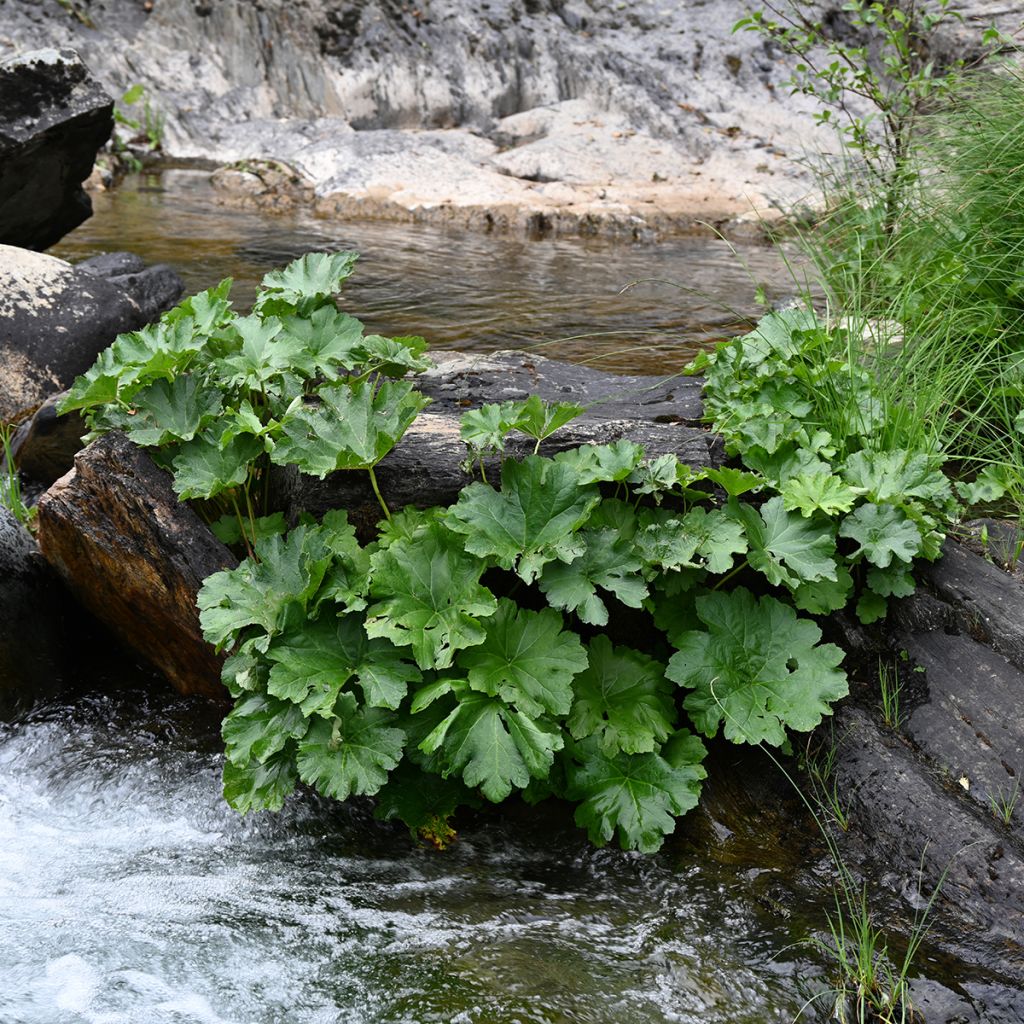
[0,48,113,250]
[36,432,234,700]
[0,245,183,423]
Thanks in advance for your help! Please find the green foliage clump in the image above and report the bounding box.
[65,255,951,853]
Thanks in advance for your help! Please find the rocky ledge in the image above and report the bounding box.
[3,0,1016,240]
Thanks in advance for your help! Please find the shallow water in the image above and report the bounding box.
[51,169,801,375]
[0,690,823,1024]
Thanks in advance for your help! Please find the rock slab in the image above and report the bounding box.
[36,432,235,700]
[0,48,113,250]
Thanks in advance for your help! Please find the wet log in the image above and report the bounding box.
[277,350,722,531]
[35,431,234,699]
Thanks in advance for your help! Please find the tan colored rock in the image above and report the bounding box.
[36,432,234,699]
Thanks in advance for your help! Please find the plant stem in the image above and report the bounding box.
[368,465,391,521]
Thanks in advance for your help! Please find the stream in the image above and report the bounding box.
[3,169,1019,1023]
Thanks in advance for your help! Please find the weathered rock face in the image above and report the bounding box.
[0,245,183,423]
[275,350,720,531]
[0,47,113,250]
[831,539,1024,982]
[2,1,1013,237]
[35,432,235,700]
[0,507,73,712]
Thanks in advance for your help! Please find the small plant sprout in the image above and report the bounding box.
[989,779,1020,826]
[0,423,32,527]
[877,658,904,730]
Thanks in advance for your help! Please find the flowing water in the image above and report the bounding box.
[7,169,1019,1023]
[0,686,826,1024]
[51,169,803,376]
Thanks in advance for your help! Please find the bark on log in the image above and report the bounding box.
[36,431,234,699]
[276,350,722,531]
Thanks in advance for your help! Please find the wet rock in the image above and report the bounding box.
[833,707,1024,975]
[0,507,72,712]
[919,539,1024,670]
[0,245,182,423]
[0,48,113,250]
[276,350,720,532]
[902,631,1024,842]
[35,432,235,700]
[6,391,83,488]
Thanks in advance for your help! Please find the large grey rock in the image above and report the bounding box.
[0,245,183,423]
[0,48,112,250]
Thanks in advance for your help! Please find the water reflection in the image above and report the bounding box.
[51,169,802,375]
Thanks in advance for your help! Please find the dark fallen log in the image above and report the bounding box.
[36,432,234,700]
[276,350,722,531]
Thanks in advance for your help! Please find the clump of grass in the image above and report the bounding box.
[0,424,31,527]
[877,660,904,731]
[989,779,1020,826]
[790,68,1024,517]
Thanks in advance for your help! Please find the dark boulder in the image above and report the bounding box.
[0,48,113,251]
[78,251,185,320]
[0,507,73,713]
[0,244,184,423]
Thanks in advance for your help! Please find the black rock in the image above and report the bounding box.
[0,48,113,251]
[0,507,73,713]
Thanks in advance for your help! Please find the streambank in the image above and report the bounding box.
[3,0,1015,241]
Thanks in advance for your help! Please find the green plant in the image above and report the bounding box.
[64,257,954,852]
[877,658,904,729]
[0,424,32,527]
[803,729,850,831]
[989,779,1020,825]
[112,84,165,170]
[734,0,1001,223]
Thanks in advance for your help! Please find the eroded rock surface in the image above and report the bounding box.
[36,432,235,700]
[3,1,1015,237]
[0,47,112,250]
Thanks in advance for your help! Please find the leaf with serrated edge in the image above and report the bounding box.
[539,529,648,626]
[222,693,307,766]
[365,522,498,669]
[125,375,223,447]
[839,503,922,568]
[259,251,359,305]
[566,730,707,853]
[223,744,298,813]
[736,496,837,586]
[267,614,420,714]
[420,683,563,802]
[567,636,675,755]
[270,378,429,476]
[445,455,600,583]
[666,587,847,746]
[296,692,405,800]
[457,598,587,717]
[781,472,859,517]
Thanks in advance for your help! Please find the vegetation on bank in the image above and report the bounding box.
[57,249,956,858]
